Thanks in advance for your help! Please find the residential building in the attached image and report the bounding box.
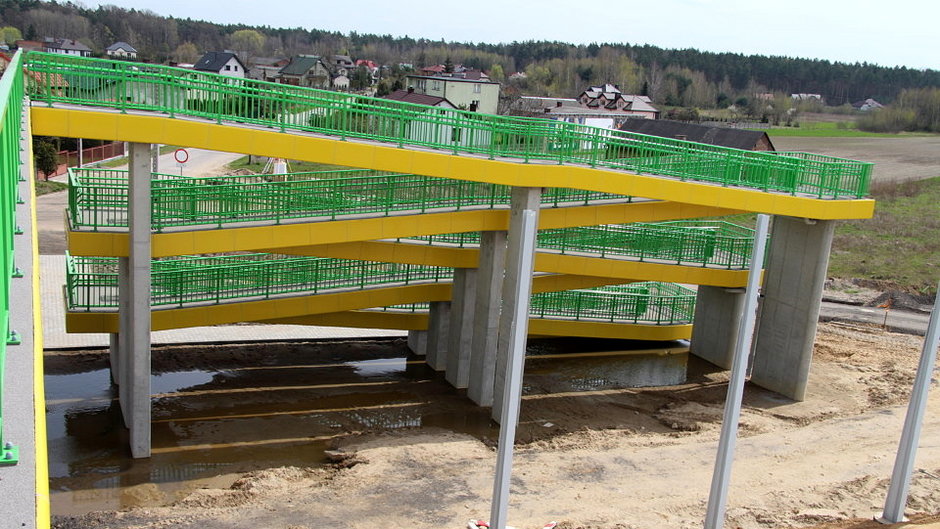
[249,56,290,82]
[405,71,500,114]
[852,98,884,112]
[382,88,456,108]
[332,54,354,76]
[42,37,92,57]
[14,40,44,53]
[105,42,138,59]
[577,84,659,120]
[332,74,350,90]
[511,90,657,129]
[194,52,247,78]
[618,118,776,151]
[791,93,824,103]
[278,55,331,88]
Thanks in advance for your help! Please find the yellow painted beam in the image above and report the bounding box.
[35,107,875,220]
[66,200,747,258]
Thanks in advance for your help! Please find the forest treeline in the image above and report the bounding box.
[2,0,939,109]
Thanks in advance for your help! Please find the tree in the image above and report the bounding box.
[443,56,454,73]
[229,29,264,64]
[351,65,372,90]
[33,140,59,180]
[0,26,22,45]
[488,63,504,83]
[172,42,199,64]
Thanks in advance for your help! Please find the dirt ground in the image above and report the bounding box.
[773,136,940,183]
[51,322,940,529]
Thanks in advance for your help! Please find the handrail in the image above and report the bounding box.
[64,253,696,325]
[26,52,872,199]
[0,50,24,465]
[410,221,756,269]
[67,167,629,230]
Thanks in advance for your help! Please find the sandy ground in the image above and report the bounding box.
[51,323,940,529]
[773,136,940,183]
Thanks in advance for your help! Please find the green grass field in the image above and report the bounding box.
[764,121,933,138]
[35,179,68,195]
[829,177,940,295]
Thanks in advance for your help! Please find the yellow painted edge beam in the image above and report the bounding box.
[34,107,875,220]
[67,200,746,258]
[25,126,51,528]
[527,319,692,341]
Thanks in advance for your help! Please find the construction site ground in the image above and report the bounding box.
[49,321,940,529]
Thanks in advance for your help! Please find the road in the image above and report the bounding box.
[820,300,930,335]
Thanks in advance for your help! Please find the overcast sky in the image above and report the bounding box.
[87,0,938,70]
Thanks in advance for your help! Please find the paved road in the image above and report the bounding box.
[819,300,930,335]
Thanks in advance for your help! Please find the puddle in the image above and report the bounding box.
[46,339,688,516]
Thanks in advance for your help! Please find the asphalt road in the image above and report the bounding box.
[819,300,930,335]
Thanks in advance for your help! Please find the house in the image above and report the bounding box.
[1,52,68,95]
[382,88,455,108]
[332,54,354,76]
[13,40,43,53]
[42,37,92,57]
[577,84,659,120]
[332,75,350,90]
[249,56,290,82]
[405,71,500,114]
[618,118,776,151]
[852,98,884,112]
[791,93,824,103]
[194,52,247,78]
[105,42,137,59]
[277,55,331,88]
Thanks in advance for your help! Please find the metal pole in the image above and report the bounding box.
[704,213,771,529]
[878,279,940,524]
[489,210,537,529]
[77,138,83,167]
[151,143,159,174]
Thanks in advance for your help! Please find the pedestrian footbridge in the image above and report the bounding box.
[0,49,875,475]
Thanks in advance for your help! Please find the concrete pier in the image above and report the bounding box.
[425,301,451,371]
[492,187,541,422]
[407,330,427,356]
[690,286,746,369]
[752,216,835,401]
[468,231,508,407]
[119,142,152,458]
[446,268,478,388]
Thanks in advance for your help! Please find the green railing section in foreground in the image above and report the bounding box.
[68,168,629,231]
[0,50,23,464]
[377,282,696,325]
[409,221,755,269]
[27,52,872,199]
[65,254,695,325]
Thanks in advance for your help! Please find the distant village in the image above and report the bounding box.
[2,36,887,150]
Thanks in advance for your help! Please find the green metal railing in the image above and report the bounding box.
[26,52,872,199]
[379,282,696,325]
[530,283,696,324]
[410,220,756,269]
[0,50,23,464]
[68,168,629,230]
[66,253,452,310]
[66,253,695,325]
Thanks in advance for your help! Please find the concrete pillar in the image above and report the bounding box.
[407,330,428,356]
[492,187,541,423]
[108,333,120,385]
[689,286,746,369]
[468,231,508,407]
[124,142,152,458]
[118,257,130,424]
[425,301,451,371]
[446,268,478,388]
[751,216,835,401]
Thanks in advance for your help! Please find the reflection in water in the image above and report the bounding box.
[47,341,687,516]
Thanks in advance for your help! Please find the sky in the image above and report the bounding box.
[86,0,939,70]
